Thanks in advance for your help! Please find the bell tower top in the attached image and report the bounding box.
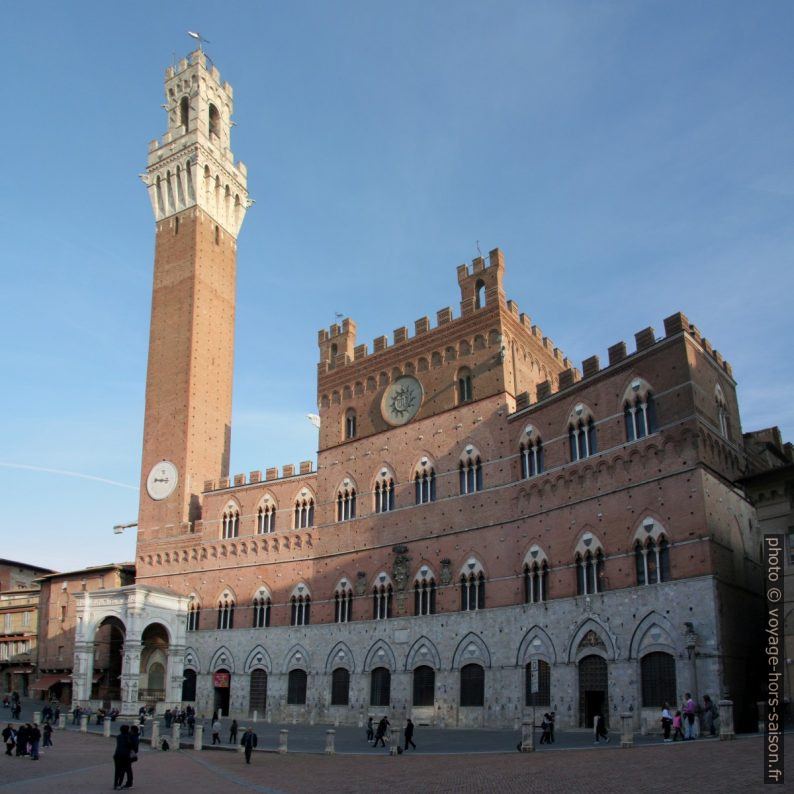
[143,49,250,237]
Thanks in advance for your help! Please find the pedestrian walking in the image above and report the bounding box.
[112,724,134,791]
[404,718,416,750]
[661,703,672,742]
[594,712,609,743]
[240,726,258,763]
[229,719,238,744]
[373,716,389,748]
[548,711,556,743]
[366,716,374,742]
[212,718,222,745]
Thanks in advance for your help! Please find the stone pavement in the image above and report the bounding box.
[0,716,787,793]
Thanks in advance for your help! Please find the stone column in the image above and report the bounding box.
[389,725,402,756]
[278,729,288,753]
[33,711,41,724]
[58,714,66,730]
[72,641,96,707]
[193,724,203,751]
[718,699,735,741]
[520,720,535,752]
[165,644,186,711]
[103,719,111,738]
[325,729,336,754]
[119,643,143,717]
[620,713,634,748]
[80,715,88,733]
[151,720,160,747]
[171,722,181,750]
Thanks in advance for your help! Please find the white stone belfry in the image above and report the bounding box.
[142,49,250,237]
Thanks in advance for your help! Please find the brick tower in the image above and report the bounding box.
[138,50,249,539]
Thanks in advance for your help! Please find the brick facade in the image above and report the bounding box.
[72,49,767,731]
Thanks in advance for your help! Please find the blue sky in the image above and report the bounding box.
[1,1,792,571]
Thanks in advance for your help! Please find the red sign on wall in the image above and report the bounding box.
[213,672,230,688]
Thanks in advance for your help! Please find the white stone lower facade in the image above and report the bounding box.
[179,576,723,731]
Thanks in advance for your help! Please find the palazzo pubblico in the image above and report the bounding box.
[46,49,769,733]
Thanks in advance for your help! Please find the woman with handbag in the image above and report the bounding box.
[122,726,140,789]
[113,724,133,790]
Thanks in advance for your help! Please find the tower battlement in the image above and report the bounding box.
[142,48,250,237]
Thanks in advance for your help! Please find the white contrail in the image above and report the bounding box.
[0,462,139,491]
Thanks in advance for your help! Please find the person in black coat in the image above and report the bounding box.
[2,724,15,755]
[373,716,389,748]
[240,727,258,763]
[15,724,28,756]
[404,718,416,750]
[113,724,133,790]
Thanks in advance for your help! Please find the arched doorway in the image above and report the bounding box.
[181,669,197,702]
[214,668,231,715]
[95,616,125,705]
[140,623,169,707]
[578,655,608,728]
[249,669,267,715]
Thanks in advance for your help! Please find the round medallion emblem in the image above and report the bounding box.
[380,376,423,426]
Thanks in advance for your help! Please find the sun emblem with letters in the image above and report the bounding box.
[381,376,423,426]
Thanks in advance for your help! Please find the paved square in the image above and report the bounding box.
[0,724,785,793]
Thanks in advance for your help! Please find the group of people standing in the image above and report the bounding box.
[660,693,719,742]
[2,721,51,759]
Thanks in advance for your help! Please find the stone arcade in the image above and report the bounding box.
[70,49,764,732]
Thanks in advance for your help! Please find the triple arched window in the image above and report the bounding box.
[217,596,235,629]
[415,467,436,504]
[523,560,548,604]
[569,415,597,462]
[337,486,357,521]
[520,436,544,478]
[221,506,239,539]
[257,501,276,534]
[460,569,485,611]
[625,393,657,441]
[414,570,436,616]
[576,550,605,595]
[290,594,311,626]
[372,578,393,620]
[252,592,271,628]
[635,537,670,585]
[294,497,314,529]
[374,476,395,513]
[335,585,353,623]
[459,453,483,494]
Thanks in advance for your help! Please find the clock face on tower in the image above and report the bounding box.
[381,376,424,426]
[146,460,178,501]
